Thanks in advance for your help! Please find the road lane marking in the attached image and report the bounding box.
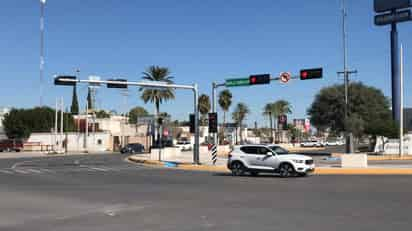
[13,169,29,174]
[25,169,43,174]
[88,167,110,172]
[0,169,14,174]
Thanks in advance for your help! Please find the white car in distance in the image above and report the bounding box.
[175,140,192,151]
[227,145,315,177]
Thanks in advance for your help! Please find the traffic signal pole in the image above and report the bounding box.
[55,77,201,164]
[391,20,401,123]
[212,82,218,147]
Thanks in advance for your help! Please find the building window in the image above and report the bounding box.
[97,139,102,145]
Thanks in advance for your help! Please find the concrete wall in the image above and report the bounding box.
[27,132,111,152]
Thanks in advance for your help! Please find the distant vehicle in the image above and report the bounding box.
[120,143,145,154]
[325,140,344,146]
[227,144,315,177]
[300,140,324,147]
[176,140,192,151]
[0,139,23,152]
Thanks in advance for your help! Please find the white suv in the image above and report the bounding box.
[227,145,315,177]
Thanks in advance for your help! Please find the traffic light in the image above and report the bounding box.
[249,74,271,85]
[208,112,218,133]
[54,76,77,86]
[107,79,128,88]
[189,114,195,134]
[300,68,323,80]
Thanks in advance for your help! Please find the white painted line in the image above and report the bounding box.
[11,160,33,169]
[13,169,29,174]
[0,169,14,174]
[40,168,56,173]
[89,167,110,172]
[26,169,43,174]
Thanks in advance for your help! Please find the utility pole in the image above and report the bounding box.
[39,0,46,106]
[338,0,357,154]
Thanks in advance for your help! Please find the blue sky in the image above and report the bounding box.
[1,0,412,127]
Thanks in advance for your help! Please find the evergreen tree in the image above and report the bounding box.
[70,86,79,114]
[87,88,93,110]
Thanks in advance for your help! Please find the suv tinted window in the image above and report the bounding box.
[257,147,271,155]
[240,146,258,154]
[240,146,271,155]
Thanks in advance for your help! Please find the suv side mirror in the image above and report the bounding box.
[266,152,273,156]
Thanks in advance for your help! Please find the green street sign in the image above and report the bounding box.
[225,78,249,87]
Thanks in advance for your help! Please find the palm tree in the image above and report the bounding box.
[263,103,276,143]
[198,94,211,126]
[232,103,250,144]
[140,65,175,143]
[218,90,232,144]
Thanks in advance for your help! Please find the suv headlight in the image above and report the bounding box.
[292,159,304,164]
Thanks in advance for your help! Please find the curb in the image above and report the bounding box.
[127,156,412,175]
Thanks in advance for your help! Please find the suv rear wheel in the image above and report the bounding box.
[279,163,296,178]
[231,162,245,176]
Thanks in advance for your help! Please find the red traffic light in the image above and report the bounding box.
[249,74,270,85]
[300,68,322,80]
[250,77,256,84]
[301,71,308,79]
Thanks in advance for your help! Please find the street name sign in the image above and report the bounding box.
[225,78,250,87]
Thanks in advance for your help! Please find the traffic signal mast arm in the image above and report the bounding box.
[54,76,196,90]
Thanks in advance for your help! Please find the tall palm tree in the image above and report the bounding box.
[140,65,175,143]
[232,103,250,144]
[198,94,211,126]
[263,103,276,143]
[218,90,232,144]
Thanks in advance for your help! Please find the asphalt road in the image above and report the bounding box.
[1,154,412,231]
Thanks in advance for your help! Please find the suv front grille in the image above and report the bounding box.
[305,160,314,165]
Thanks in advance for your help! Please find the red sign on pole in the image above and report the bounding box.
[280,72,291,83]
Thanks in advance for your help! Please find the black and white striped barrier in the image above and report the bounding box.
[208,144,218,165]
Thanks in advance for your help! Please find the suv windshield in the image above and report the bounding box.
[268,146,289,155]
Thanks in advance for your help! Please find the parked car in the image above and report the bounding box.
[120,143,145,154]
[0,139,23,152]
[175,140,192,151]
[227,144,315,177]
[300,140,324,147]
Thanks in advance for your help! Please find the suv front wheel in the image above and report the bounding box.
[230,162,245,176]
[279,163,296,178]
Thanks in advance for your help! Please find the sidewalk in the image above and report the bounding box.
[128,154,412,175]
